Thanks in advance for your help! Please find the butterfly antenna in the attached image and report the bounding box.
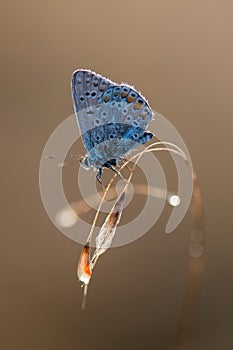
[45,154,84,168]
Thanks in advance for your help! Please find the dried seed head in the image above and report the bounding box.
[93,191,126,259]
[77,244,92,285]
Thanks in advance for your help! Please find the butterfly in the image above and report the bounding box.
[71,69,153,181]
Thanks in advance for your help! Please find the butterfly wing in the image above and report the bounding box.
[72,69,118,111]
[72,69,116,137]
[72,69,153,169]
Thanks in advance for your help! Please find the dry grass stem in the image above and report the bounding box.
[77,141,190,308]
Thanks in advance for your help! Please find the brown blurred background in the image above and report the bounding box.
[1,1,233,349]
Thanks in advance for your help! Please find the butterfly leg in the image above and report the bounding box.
[96,168,106,192]
[109,165,125,180]
[96,168,103,185]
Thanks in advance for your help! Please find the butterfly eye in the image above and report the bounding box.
[95,119,100,125]
[111,101,116,107]
[126,115,132,122]
[132,121,139,126]
[80,96,84,102]
[101,111,107,117]
[122,109,128,114]
[109,134,114,139]
[91,91,96,97]
[85,91,90,97]
[133,134,138,138]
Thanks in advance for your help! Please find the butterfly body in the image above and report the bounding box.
[72,69,153,176]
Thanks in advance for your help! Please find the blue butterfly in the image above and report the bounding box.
[71,69,153,181]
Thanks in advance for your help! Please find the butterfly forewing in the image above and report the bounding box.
[72,70,116,112]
